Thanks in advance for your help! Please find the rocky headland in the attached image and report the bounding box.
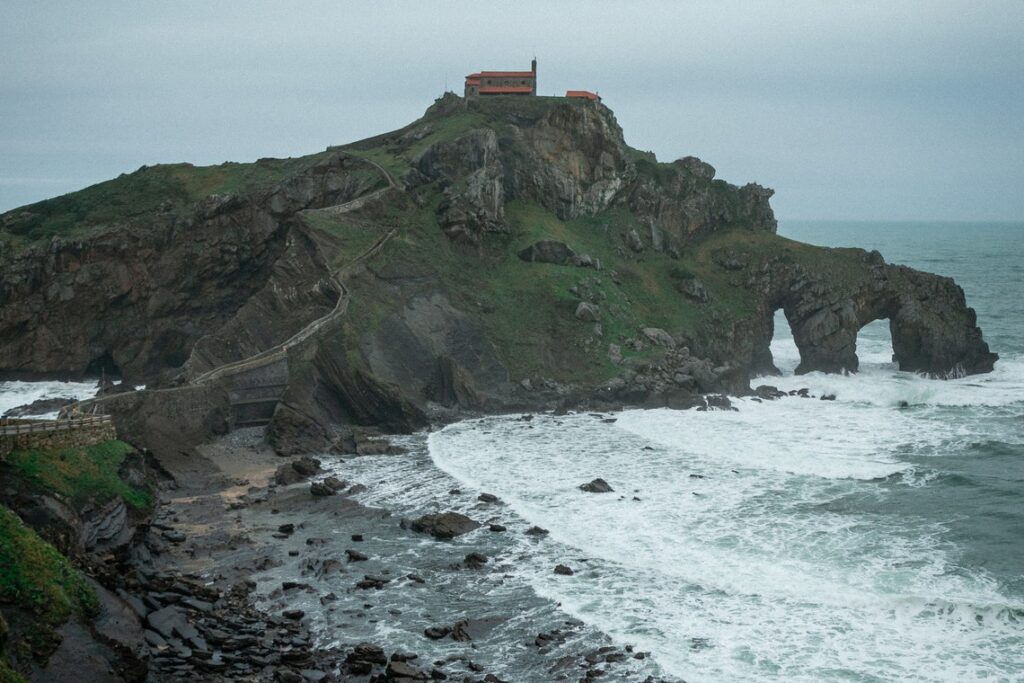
[0,93,997,682]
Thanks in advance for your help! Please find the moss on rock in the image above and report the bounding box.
[0,505,97,672]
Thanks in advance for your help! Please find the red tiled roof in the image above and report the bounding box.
[475,71,534,78]
[478,85,534,94]
[566,90,600,101]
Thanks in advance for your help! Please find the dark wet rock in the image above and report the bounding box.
[347,483,368,494]
[351,533,364,541]
[282,609,305,620]
[344,642,388,675]
[322,475,346,491]
[299,557,343,578]
[704,394,735,410]
[463,552,488,569]
[391,652,418,663]
[753,384,786,400]
[273,456,323,486]
[423,626,451,640]
[278,523,295,535]
[579,478,614,493]
[821,393,837,401]
[386,659,428,681]
[525,526,549,537]
[346,548,369,562]
[554,564,575,576]
[450,620,473,642]
[477,492,501,504]
[406,573,426,584]
[409,512,480,539]
[2,396,75,417]
[487,523,507,532]
[356,575,390,590]
[309,481,335,497]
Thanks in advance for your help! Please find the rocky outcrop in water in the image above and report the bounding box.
[714,245,997,376]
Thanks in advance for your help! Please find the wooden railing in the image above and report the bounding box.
[0,415,114,436]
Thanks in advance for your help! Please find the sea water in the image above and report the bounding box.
[0,379,99,418]
[421,222,1024,681]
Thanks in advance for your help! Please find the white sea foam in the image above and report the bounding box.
[0,379,98,418]
[427,412,1024,682]
[768,313,1024,413]
[318,329,1024,682]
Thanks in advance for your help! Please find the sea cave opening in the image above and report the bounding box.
[854,318,897,372]
[84,350,122,380]
[768,309,802,376]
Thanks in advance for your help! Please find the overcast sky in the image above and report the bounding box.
[1,1,1022,220]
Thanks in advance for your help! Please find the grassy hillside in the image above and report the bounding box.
[0,439,152,678]
[0,506,97,677]
[0,152,336,247]
[4,440,152,510]
[315,188,777,382]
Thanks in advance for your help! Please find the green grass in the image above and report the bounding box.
[344,108,492,182]
[5,440,151,510]
[0,152,334,246]
[0,660,26,683]
[331,186,875,384]
[0,505,97,662]
[336,196,714,382]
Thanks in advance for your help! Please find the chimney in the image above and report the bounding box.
[531,57,537,74]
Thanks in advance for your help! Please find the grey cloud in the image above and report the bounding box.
[1,0,1021,220]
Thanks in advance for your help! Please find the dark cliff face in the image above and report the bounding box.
[404,94,776,247]
[0,153,380,381]
[0,95,997,433]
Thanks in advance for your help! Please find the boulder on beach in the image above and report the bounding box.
[309,481,335,497]
[273,456,322,485]
[408,512,480,539]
